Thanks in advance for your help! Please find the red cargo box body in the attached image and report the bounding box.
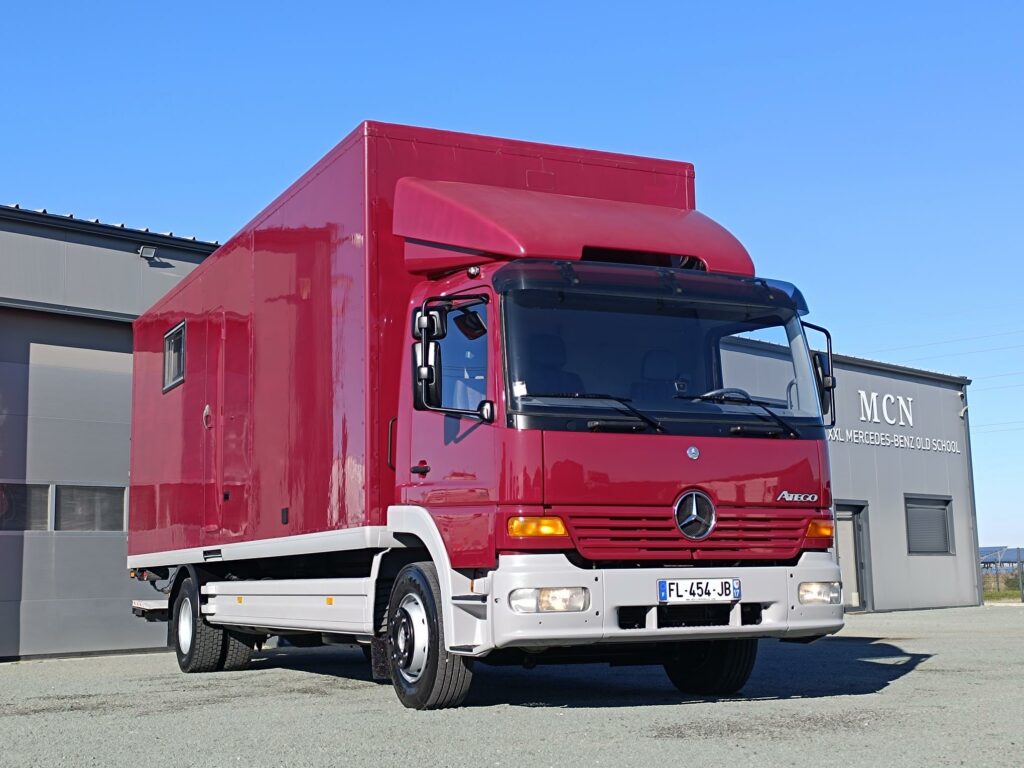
[129,122,740,558]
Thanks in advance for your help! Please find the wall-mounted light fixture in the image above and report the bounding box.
[138,245,157,260]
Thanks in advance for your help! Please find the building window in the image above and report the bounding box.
[0,484,49,531]
[55,486,125,531]
[905,496,953,555]
[163,321,185,391]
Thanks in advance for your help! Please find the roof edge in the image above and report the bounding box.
[0,204,220,254]
[834,351,971,387]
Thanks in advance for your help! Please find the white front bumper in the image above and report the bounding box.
[475,551,843,653]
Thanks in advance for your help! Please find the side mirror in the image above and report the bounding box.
[412,309,447,341]
[477,399,496,423]
[812,350,836,415]
[413,341,441,408]
[813,351,835,389]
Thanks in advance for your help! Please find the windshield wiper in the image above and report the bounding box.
[684,388,801,438]
[523,392,665,433]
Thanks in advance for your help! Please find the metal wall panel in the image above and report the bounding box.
[0,217,212,659]
[16,533,166,655]
[0,226,66,307]
[827,361,978,610]
[0,218,206,319]
[0,308,160,656]
[0,534,26,657]
[0,309,132,486]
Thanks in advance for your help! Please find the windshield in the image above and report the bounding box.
[498,261,823,436]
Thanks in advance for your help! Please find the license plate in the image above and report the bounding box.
[658,578,741,603]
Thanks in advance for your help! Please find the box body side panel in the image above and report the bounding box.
[129,135,370,556]
[250,138,369,540]
[129,277,211,555]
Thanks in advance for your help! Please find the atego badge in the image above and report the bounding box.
[777,491,820,503]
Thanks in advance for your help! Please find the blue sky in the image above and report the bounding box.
[2,2,1021,542]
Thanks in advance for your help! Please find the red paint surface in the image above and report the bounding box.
[129,121,828,569]
[394,178,753,276]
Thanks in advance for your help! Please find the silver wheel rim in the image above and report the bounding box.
[392,592,429,683]
[178,596,194,655]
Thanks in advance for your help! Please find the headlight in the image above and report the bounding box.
[798,581,842,605]
[509,587,590,613]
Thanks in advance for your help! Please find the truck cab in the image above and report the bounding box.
[384,178,842,700]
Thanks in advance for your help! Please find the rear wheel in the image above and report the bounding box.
[386,562,474,709]
[221,631,255,671]
[663,639,758,695]
[173,577,224,673]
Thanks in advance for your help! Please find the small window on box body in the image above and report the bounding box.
[163,321,185,391]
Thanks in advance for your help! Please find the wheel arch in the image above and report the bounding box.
[384,505,473,652]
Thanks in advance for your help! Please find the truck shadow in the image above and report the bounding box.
[250,645,380,683]
[466,636,931,708]
[248,635,931,708]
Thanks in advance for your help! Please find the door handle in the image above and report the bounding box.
[387,416,397,470]
[202,404,212,429]
[410,464,431,476]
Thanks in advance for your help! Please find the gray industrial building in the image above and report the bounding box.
[0,205,216,659]
[0,205,980,659]
[826,356,981,611]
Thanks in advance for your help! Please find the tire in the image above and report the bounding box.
[386,562,474,709]
[221,631,255,671]
[663,639,758,696]
[172,577,224,673]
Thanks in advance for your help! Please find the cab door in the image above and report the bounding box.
[401,292,498,567]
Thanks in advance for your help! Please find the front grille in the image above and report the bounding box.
[562,506,812,562]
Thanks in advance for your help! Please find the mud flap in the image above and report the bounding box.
[371,636,391,681]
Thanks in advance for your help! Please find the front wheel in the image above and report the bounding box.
[386,562,474,709]
[663,638,758,696]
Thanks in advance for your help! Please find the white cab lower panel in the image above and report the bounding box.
[201,578,374,635]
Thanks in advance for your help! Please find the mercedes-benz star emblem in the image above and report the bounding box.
[674,491,716,540]
[687,446,700,460]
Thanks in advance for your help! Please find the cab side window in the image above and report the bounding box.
[438,304,488,410]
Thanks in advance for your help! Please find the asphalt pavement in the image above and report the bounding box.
[2,605,1021,767]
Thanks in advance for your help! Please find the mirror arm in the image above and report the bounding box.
[416,293,490,339]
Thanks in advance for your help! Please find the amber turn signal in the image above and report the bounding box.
[806,519,834,538]
[508,516,568,537]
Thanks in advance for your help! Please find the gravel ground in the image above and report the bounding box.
[2,605,1021,767]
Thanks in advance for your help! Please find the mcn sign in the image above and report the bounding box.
[828,388,961,454]
[858,390,913,427]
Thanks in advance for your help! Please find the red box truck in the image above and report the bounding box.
[128,121,843,709]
